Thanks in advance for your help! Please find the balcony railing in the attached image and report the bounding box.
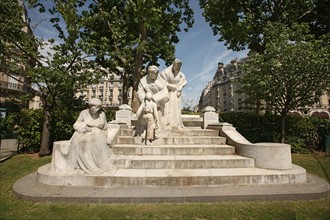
[0,80,28,92]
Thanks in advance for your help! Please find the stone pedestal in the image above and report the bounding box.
[115,104,132,128]
[202,106,219,129]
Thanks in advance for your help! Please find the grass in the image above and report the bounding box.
[0,153,329,220]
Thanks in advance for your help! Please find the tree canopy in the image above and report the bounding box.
[6,0,194,154]
[240,22,330,142]
[47,0,194,109]
[200,0,330,53]
[200,0,330,143]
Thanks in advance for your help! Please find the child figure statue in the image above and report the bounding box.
[136,92,159,145]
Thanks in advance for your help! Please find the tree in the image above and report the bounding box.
[27,44,101,156]
[199,0,329,53]
[200,0,330,142]
[65,0,194,111]
[25,0,105,156]
[0,1,97,155]
[0,1,38,93]
[26,0,193,154]
[240,22,330,143]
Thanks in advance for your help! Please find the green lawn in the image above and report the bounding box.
[0,153,329,220]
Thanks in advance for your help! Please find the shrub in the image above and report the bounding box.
[285,136,309,153]
[51,108,79,143]
[219,112,280,143]
[0,112,20,138]
[220,112,330,153]
[17,109,43,153]
[104,108,116,122]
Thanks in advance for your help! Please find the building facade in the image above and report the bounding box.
[199,59,248,113]
[29,72,132,110]
[0,3,34,108]
[199,59,330,118]
[75,73,132,108]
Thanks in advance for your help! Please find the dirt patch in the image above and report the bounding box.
[25,153,40,159]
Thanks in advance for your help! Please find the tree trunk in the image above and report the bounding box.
[280,114,286,143]
[131,60,143,113]
[38,110,51,156]
[122,74,128,104]
[131,17,146,113]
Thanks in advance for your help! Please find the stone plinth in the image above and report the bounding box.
[115,104,132,128]
[202,106,219,129]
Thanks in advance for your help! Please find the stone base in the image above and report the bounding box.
[13,172,329,203]
[37,163,307,187]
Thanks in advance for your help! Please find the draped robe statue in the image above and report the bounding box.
[160,59,187,129]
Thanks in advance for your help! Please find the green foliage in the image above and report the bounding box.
[220,112,280,143]
[238,22,329,142]
[286,116,321,152]
[48,95,86,143]
[220,112,330,153]
[0,113,20,138]
[24,0,195,153]
[104,108,116,122]
[241,23,329,115]
[200,0,329,53]
[0,1,38,75]
[51,107,80,143]
[201,0,330,143]
[181,108,199,115]
[16,109,43,153]
[26,1,106,155]
[285,136,308,153]
[0,100,28,138]
[62,0,194,103]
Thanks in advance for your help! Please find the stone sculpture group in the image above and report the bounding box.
[137,59,187,141]
[51,59,187,174]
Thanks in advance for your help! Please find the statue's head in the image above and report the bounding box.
[172,59,182,73]
[88,98,102,114]
[147,65,159,80]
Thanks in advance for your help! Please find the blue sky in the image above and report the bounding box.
[159,1,249,107]
[27,0,248,107]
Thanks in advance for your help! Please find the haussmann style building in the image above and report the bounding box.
[198,58,329,119]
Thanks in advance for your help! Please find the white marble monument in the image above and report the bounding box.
[160,59,187,129]
[51,98,111,174]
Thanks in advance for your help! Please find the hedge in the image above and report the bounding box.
[0,108,116,153]
[220,112,330,153]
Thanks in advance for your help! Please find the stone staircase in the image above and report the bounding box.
[37,125,306,187]
[102,126,305,187]
[112,127,254,170]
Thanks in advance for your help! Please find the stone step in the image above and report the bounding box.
[37,164,307,187]
[116,136,226,145]
[111,155,255,169]
[112,144,235,155]
[120,128,220,137]
[120,129,135,136]
[170,129,219,136]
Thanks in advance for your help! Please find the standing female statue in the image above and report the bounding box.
[160,59,187,129]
